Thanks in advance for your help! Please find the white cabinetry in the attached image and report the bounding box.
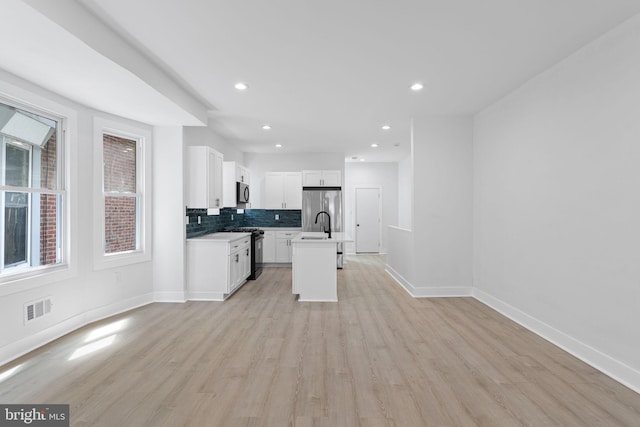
[262,228,300,263]
[265,172,302,209]
[263,231,276,263]
[302,170,341,187]
[276,230,299,263]
[230,239,251,290]
[223,161,251,207]
[236,163,250,184]
[186,146,223,209]
[186,233,251,300]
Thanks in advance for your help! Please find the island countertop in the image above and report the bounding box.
[291,232,353,244]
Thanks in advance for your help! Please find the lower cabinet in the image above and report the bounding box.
[263,228,300,264]
[263,231,276,263]
[230,242,251,291]
[275,233,294,262]
[187,235,251,300]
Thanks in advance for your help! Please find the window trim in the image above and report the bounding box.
[93,117,152,270]
[0,81,77,295]
[2,141,33,270]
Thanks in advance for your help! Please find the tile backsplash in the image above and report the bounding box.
[186,208,301,238]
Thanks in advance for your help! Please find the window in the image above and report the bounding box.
[0,100,64,276]
[94,118,151,269]
[103,134,139,254]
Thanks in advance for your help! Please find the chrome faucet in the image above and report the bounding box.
[314,211,332,239]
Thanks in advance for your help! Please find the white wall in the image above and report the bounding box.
[152,127,187,302]
[243,152,345,208]
[183,126,244,162]
[412,117,474,294]
[473,14,640,391]
[386,117,473,296]
[344,162,398,254]
[397,155,412,229]
[0,70,154,365]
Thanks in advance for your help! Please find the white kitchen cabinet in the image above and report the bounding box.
[186,233,251,300]
[230,240,251,291]
[186,146,223,209]
[236,163,250,184]
[265,172,302,209]
[276,229,299,263]
[263,231,276,262]
[223,161,251,207]
[302,170,341,187]
[261,228,300,264]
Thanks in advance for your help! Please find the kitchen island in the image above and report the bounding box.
[291,232,353,302]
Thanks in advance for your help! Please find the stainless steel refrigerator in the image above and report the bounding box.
[302,187,343,268]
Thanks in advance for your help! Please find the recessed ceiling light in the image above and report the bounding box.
[371,143,379,148]
[262,124,272,130]
[275,144,282,148]
[360,158,366,162]
[234,82,248,91]
[381,125,391,131]
[410,82,424,91]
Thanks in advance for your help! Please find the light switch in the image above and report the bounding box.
[275,214,280,220]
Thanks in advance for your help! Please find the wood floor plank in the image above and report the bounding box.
[1,255,640,426]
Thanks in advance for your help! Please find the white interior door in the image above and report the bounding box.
[355,187,380,253]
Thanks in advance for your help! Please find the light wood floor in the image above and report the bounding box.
[2,256,640,426]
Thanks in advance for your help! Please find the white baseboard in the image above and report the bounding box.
[472,288,640,395]
[385,265,472,297]
[154,291,187,303]
[0,293,153,367]
[385,264,640,393]
[187,291,225,301]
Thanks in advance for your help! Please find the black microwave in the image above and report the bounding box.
[237,182,250,204]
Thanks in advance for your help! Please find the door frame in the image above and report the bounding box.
[354,186,382,254]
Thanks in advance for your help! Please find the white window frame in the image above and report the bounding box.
[0,82,77,295]
[93,117,152,270]
[1,140,33,270]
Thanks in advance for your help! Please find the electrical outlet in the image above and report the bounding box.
[275,214,280,220]
[197,216,201,224]
[231,214,234,220]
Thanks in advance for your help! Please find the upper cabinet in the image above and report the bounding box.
[265,172,302,209]
[186,146,223,210]
[224,162,249,185]
[302,170,342,187]
[223,161,251,207]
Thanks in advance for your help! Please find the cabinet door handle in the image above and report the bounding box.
[235,254,239,262]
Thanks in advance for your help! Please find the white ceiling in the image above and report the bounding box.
[6,0,640,162]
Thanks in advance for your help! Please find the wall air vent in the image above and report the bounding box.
[24,297,52,324]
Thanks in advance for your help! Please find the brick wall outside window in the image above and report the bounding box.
[103,134,137,254]
[40,132,58,265]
